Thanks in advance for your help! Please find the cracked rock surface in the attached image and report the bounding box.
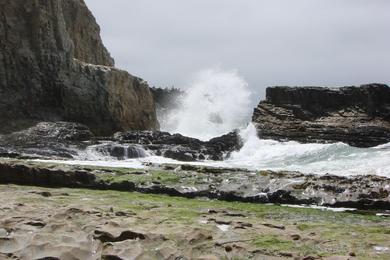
[0,185,389,259]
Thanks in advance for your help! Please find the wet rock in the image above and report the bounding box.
[164,148,196,162]
[207,131,243,156]
[113,129,242,161]
[253,84,390,147]
[93,143,147,160]
[0,162,96,188]
[0,122,241,162]
[0,122,93,158]
[1,161,390,210]
[0,148,20,159]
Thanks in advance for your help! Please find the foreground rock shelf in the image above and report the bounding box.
[0,185,390,259]
[0,159,389,210]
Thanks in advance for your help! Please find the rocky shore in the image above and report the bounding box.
[1,184,389,259]
[253,84,390,147]
[0,121,242,161]
[1,0,390,259]
[0,159,389,211]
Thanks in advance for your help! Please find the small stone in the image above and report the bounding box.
[225,245,233,252]
[349,252,356,256]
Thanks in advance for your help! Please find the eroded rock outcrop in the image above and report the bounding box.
[113,129,242,161]
[1,160,389,210]
[0,122,242,161]
[252,84,390,147]
[0,0,158,135]
[0,122,93,158]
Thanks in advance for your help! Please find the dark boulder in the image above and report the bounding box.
[0,122,93,158]
[114,130,242,161]
[0,161,96,188]
[93,143,148,160]
[0,122,242,161]
[252,84,390,147]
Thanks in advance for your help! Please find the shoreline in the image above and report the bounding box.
[1,158,389,211]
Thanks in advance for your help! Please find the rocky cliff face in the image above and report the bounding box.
[252,84,390,147]
[0,0,158,135]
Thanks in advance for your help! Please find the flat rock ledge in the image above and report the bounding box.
[0,160,389,210]
[253,84,390,147]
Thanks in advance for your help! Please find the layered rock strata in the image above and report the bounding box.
[253,84,390,147]
[0,0,158,135]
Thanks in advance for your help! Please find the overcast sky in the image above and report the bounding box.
[85,0,390,98]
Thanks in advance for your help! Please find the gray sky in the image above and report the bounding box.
[85,0,390,98]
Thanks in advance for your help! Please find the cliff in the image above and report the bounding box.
[0,0,158,135]
[252,84,390,147]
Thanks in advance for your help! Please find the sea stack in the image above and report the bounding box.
[252,84,390,147]
[0,0,159,135]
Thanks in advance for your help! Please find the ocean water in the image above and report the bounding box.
[217,123,390,176]
[160,67,252,140]
[38,68,390,177]
[43,123,390,177]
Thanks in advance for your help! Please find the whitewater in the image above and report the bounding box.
[40,68,390,177]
